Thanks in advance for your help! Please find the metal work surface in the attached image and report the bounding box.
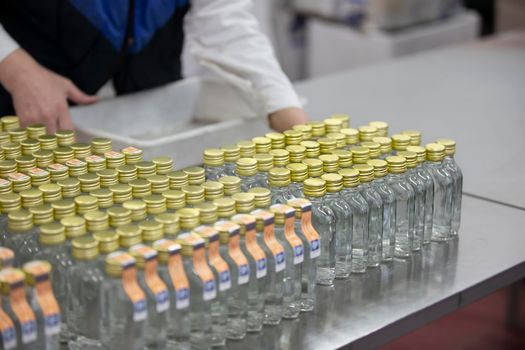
[227,196,525,349]
[295,31,525,210]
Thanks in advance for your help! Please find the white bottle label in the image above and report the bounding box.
[256,258,267,279]
[156,290,170,313]
[1,327,16,350]
[175,288,190,310]
[203,279,217,301]
[293,244,304,265]
[275,252,286,272]
[238,264,250,285]
[310,238,321,259]
[133,300,148,322]
[219,270,232,292]
[21,320,37,344]
[44,313,61,336]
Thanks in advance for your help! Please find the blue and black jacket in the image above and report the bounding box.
[0,0,190,114]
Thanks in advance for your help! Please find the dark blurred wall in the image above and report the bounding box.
[463,0,496,36]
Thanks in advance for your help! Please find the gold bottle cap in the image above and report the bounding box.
[78,173,100,192]
[162,190,186,210]
[20,138,41,156]
[89,188,113,208]
[27,123,46,139]
[129,244,158,269]
[8,172,32,192]
[117,224,142,248]
[0,247,14,270]
[0,178,12,194]
[105,251,136,277]
[51,199,76,219]
[353,164,375,182]
[269,167,291,187]
[319,154,339,173]
[402,130,422,146]
[107,207,132,227]
[20,188,43,209]
[397,151,418,168]
[425,143,446,162]
[302,158,323,178]
[183,166,205,185]
[324,118,343,134]
[182,185,205,206]
[55,129,75,146]
[0,159,17,178]
[214,220,240,244]
[93,230,119,254]
[367,159,388,177]
[72,236,99,260]
[351,146,370,164]
[38,183,62,203]
[25,168,50,187]
[38,134,58,150]
[331,149,352,168]
[60,215,87,239]
[386,156,407,174]
[0,116,18,130]
[15,155,36,172]
[53,146,74,164]
[303,178,326,198]
[330,114,350,128]
[23,261,52,286]
[232,192,255,214]
[152,156,174,175]
[326,132,346,149]
[213,197,236,218]
[122,200,148,222]
[436,138,456,156]
[218,176,241,196]
[252,137,272,154]
[57,177,81,198]
[65,159,87,177]
[195,202,218,224]
[0,267,26,295]
[135,161,157,179]
[391,134,411,151]
[269,203,295,225]
[138,220,164,243]
[152,239,181,263]
[269,149,290,167]
[203,148,225,166]
[220,144,241,163]
[265,132,286,149]
[338,169,360,188]
[0,133,10,148]
[201,181,223,201]
[406,146,426,163]
[308,121,325,138]
[71,143,93,160]
[321,173,343,193]
[358,125,378,142]
[129,178,152,198]
[91,137,112,155]
[154,213,179,236]
[237,140,256,158]
[39,222,66,245]
[361,141,381,159]
[104,151,126,169]
[300,140,320,158]
[292,124,313,140]
[369,121,389,137]
[286,145,306,163]
[116,164,138,183]
[0,193,21,213]
[84,210,110,232]
[7,209,33,231]
[166,171,189,190]
[283,129,303,146]
[236,157,258,177]
[97,168,119,188]
[247,187,271,209]
[251,209,275,232]
[317,138,337,154]
[286,163,308,183]
[143,194,167,215]
[109,184,133,204]
[372,137,392,155]
[177,233,206,256]
[85,154,106,172]
[2,142,22,160]
[29,204,53,225]
[231,213,256,235]
[121,146,143,164]
[251,153,272,173]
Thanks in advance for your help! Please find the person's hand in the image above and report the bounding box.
[268,107,309,132]
[0,49,98,134]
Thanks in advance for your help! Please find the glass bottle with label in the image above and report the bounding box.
[302,178,336,286]
[176,233,216,350]
[203,149,225,181]
[232,214,267,331]
[353,164,383,267]
[152,239,191,349]
[253,153,273,187]
[286,163,308,198]
[236,158,259,192]
[269,167,295,205]
[0,247,14,270]
[366,159,396,262]
[320,173,352,279]
[0,268,38,349]
[425,143,453,242]
[101,251,146,350]
[22,261,61,350]
[270,205,304,319]
[128,244,169,350]
[213,221,249,340]
[4,209,39,266]
[385,156,415,258]
[251,210,284,325]
[67,236,104,350]
[436,139,462,239]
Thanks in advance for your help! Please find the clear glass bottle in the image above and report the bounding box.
[253,153,273,187]
[425,143,453,242]
[177,233,216,350]
[235,158,259,192]
[203,149,226,181]
[251,210,284,325]
[367,160,396,262]
[232,214,267,331]
[221,144,241,176]
[320,173,352,279]
[193,226,229,347]
[407,146,434,245]
[437,139,462,239]
[353,164,383,267]
[398,151,426,251]
[67,236,104,350]
[270,205,303,318]
[214,221,249,340]
[338,169,369,273]
[385,156,416,258]
[3,209,39,266]
[152,239,191,349]
[22,261,61,350]
[101,251,146,350]
[34,223,72,343]
[287,163,308,198]
[302,178,336,286]
[128,244,169,350]
[269,167,295,205]
[0,268,38,349]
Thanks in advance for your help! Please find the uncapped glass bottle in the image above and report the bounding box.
[4,209,39,266]
[302,178,336,286]
[203,149,225,181]
[437,139,462,239]
[268,167,294,205]
[286,163,308,198]
[236,158,259,191]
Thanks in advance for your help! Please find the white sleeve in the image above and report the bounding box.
[0,25,19,63]
[185,0,302,116]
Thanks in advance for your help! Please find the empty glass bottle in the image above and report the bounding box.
[367,159,396,262]
[236,158,259,191]
[269,167,295,205]
[303,178,336,286]
[320,173,352,279]
[3,209,39,266]
[203,149,226,181]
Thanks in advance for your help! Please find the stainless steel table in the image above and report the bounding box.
[295,31,525,210]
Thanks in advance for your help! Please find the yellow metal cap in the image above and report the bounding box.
[122,199,148,222]
[351,146,370,164]
[8,172,32,192]
[236,157,258,177]
[286,163,308,183]
[51,199,75,219]
[78,173,100,193]
[176,233,205,257]
[91,137,112,155]
[183,166,205,185]
[182,185,205,206]
[308,121,325,138]
[287,198,313,219]
[147,175,169,194]
[20,188,43,209]
[436,138,456,156]
[85,154,106,172]
[117,224,143,248]
[232,192,255,214]
[84,210,110,232]
[338,168,360,188]
[358,125,377,142]
[109,183,133,204]
[324,118,343,134]
[129,178,152,199]
[319,154,339,173]
[38,134,58,150]
[23,261,52,286]
[253,153,273,172]
[194,202,218,224]
[265,132,286,149]
[143,194,167,215]
[178,208,200,230]
[248,187,271,209]
[402,130,422,146]
[116,164,138,183]
[20,138,41,156]
[218,176,241,196]
[108,207,132,227]
[61,215,87,239]
[292,124,313,140]
[152,156,174,175]
[286,145,306,163]
[406,146,426,163]
[372,137,392,155]
[39,222,66,245]
[361,141,381,159]
[269,167,291,187]
[252,137,272,154]
[105,251,136,277]
[391,134,411,151]
[369,121,389,136]
[71,143,93,160]
[154,213,180,236]
[331,149,352,168]
[27,123,46,139]
[321,173,343,193]
[353,164,375,182]
[162,190,185,210]
[367,159,388,178]
[129,244,158,269]
[386,156,407,174]
[93,230,119,254]
[269,149,290,167]
[74,195,99,215]
[340,128,359,146]
[214,220,241,244]
[139,220,164,243]
[270,203,295,225]
[303,178,326,198]
[121,146,143,164]
[89,188,114,209]
[302,158,323,178]
[167,170,189,190]
[251,209,275,232]
[29,204,53,225]
[283,129,303,145]
[97,168,119,188]
[201,181,223,201]
[203,148,225,166]
[425,143,446,162]
[231,214,256,235]
[152,239,181,263]
[0,193,21,214]
[0,178,12,195]
[317,137,337,154]
[213,197,236,218]
[72,236,99,260]
[237,140,256,158]
[326,132,346,149]
[220,144,241,162]
[135,161,157,179]
[397,151,418,169]
[300,140,320,158]
[330,114,350,128]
